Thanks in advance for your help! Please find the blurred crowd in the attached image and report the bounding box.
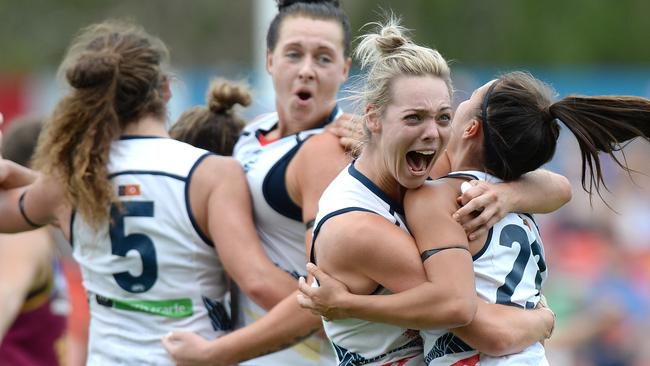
[542,137,650,366]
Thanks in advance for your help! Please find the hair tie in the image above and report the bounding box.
[542,105,554,123]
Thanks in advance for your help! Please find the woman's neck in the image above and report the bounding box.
[355,147,405,204]
[448,143,483,173]
[121,116,168,137]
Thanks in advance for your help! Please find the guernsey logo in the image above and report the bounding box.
[118,184,141,197]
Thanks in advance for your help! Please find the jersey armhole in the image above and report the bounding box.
[185,152,216,247]
[472,227,493,261]
[310,207,377,264]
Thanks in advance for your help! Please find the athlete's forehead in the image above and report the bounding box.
[276,17,344,54]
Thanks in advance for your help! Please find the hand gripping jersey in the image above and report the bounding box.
[311,162,424,366]
[232,108,341,365]
[71,137,230,365]
[421,171,549,366]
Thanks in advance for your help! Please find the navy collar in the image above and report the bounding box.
[348,161,405,216]
[257,104,341,141]
[321,104,341,128]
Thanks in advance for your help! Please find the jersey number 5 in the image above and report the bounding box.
[110,201,158,293]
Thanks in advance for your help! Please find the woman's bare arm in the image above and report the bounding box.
[452,300,555,356]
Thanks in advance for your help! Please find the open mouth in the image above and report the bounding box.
[297,91,312,101]
[406,150,436,174]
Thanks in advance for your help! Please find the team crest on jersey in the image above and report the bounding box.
[118,184,141,196]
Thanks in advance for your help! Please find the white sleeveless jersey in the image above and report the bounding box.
[232,108,341,365]
[72,137,229,366]
[422,171,548,366]
[312,162,425,366]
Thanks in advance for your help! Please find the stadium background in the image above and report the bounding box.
[1,1,649,365]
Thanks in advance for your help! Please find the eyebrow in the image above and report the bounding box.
[403,106,453,114]
[283,41,336,52]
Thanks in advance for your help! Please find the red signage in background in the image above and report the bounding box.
[0,75,29,131]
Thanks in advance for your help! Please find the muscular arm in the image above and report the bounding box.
[210,293,320,364]
[165,133,352,365]
[300,180,554,355]
[0,160,39,189]
[174,212,429,364]
[199,157,296,310]
[329,184,476,329]
[0,174,62,233]
[164,287,322,366]
[301,191,477,330]
[455,169,571,238]
[451,301,554,356]
[505,169,572,213]
[431,150,571,236]
[286,131,350,260]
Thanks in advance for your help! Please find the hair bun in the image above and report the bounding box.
[376,25,408,55]
[276,0,339,11]
[207,79,252,114]
[66,52,120,89]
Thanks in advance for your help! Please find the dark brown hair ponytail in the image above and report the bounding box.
[482,71,650,201]
[550,96,650,196]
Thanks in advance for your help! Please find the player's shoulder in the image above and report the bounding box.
[194,154,243,178]
[406,178,458,214]
[329,209,404,245]
[295,131,348,174]
[299,131,345,160]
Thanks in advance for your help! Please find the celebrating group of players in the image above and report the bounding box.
[1,1,650,365]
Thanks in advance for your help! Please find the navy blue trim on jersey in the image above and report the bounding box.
[254,123,279,141]
[322,104,341,128]
[254,104,339,142]
[118,135,168,140]
[202,296,233,331]
[440,172,492,261]
[258,105,341,221]
[185,153,215,247]
[69,210,76,248]
[262,141,304,222]
[440,172,480,181]
[108,170,186,181]
[424,332,474,364]
[348,162,405,216]
[309,206,386,295]
[310,207,378,265]
[472,226,493,261]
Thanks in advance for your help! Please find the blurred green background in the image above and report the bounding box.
[2,0,650,70]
